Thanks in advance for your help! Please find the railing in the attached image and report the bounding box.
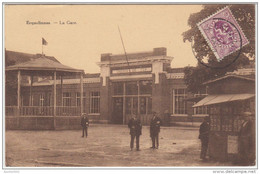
[5,106,19,116]
[20,106,54,116]
[5,106,81,116]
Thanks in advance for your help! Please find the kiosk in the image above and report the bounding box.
[193,75,255,162]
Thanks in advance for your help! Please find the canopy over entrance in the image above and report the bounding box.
[193,94,255,107]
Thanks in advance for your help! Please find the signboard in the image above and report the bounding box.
[227,135,238,154]
[112,67,152,74]
[166,73,185,79]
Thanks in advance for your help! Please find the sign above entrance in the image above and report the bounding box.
[112,67,152,74]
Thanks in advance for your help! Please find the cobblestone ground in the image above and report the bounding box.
[5,124,233,167]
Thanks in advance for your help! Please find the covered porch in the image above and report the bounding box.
[5,56,85,130]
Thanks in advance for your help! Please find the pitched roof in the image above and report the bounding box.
[193,94,255,107]
[5,56,83,73]
[203,75,255,85]
[5,50,60,65]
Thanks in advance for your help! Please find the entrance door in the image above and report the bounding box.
[112,97,123,124]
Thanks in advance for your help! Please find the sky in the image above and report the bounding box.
[5,5,202,73]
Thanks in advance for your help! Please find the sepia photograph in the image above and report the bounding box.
[3,2,257,171]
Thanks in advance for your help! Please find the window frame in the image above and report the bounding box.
[172,88,188,116]
[89,91,100,114]
[62,92,72,107]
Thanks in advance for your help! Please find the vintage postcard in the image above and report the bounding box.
[3,3,257,173]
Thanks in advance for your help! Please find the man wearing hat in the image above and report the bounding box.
[128,113,142,151]
[238,112,255,165]
[80,114,89,138]
[150,112,162,149]
[199,116,210,160]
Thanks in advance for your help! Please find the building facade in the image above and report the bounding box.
[9,48,196,125]
[7,47,255,126]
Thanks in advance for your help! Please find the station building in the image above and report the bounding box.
[5,47,255,128]
[6,47,196,126]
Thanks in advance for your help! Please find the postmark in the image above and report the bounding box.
[197,7,249,62]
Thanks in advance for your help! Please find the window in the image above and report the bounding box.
[126,97,138,114]
[62,92,71,106]
[139,80,152,95]
[126,81,138,95]
[90,92,100,114]
[194,106,208,115]
[140,96,152,114]
[39,93,44,106]
[47,93,51,106]
[140,97,147,114]
[76,92,86,106]
[193,89,208,115]
[173,89,187,114]
[113,82,123,95]
[112,80,152,115]
[31,94,35,106]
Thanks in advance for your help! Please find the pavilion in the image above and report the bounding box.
[5,56,84,129]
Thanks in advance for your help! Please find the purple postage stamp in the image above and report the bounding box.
[197,7,249,61]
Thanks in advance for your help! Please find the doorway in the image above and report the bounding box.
[112,97,123,124]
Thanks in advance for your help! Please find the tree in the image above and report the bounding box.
[182,4,255,93]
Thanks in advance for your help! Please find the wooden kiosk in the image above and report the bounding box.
[193,75,255,162]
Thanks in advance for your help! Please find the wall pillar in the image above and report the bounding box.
[80,73,83,115]
[100,77,110,122]
[29,75,33,106]
[152,73,168,119]
[17,71,21,118]
[123,82,126,124]
[53,71,56,129]
[61,75,63,106]
[100,64,111,123]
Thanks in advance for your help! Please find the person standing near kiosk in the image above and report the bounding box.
[199,116,210,161]
[238,112,255,165]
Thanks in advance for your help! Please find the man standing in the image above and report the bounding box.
[199,116,210,160]
[238,112,255,165]
[128,114,142,151]
[150,112,162,149]
[81,114,89,138]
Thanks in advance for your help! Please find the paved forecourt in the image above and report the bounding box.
[5,124,232,167]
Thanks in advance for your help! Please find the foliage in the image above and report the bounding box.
[182,4,255,93]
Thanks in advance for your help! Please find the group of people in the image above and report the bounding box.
[127,112,162,151]
[198,113,255,164]
[80,112,254,164]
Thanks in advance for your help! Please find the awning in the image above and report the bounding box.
[193,94,255,107]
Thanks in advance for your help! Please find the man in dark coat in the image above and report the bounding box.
[128,114,142,151]
[199,116,210,160]
[238,112,255,165]
[81,114,89,138]
[150,112,162,149]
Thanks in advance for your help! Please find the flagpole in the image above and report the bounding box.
[42,44,43,55]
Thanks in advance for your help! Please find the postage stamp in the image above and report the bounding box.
[197,7,249,61]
